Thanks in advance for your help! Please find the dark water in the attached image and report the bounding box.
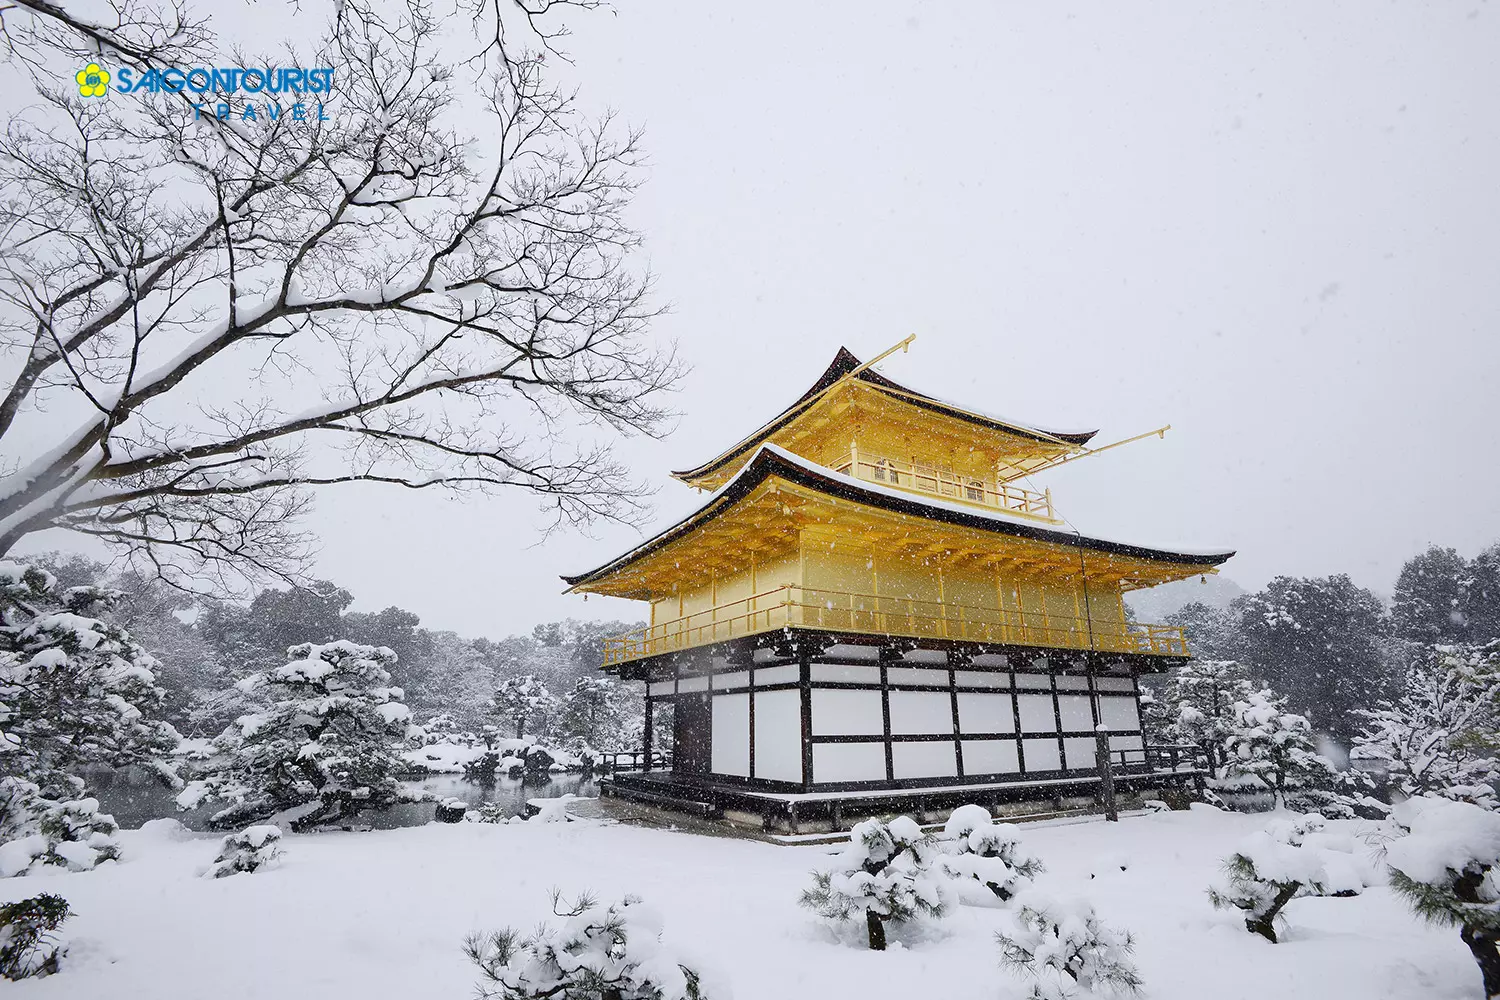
[87,767,599,831]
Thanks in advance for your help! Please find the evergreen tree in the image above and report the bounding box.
[938,804,1044,902]
[1235,575,1394,741]
[0,561,177,795]
[492,674,560,739]
[466,892,709,1000]
[557,676,627,749]
[1387,796,1500,997]
[1158,659,1255,776]
[407,632,492,727]
[179,640,411,830]
[343,605,436,699]
[1165,601,1244,661]
[799,816,950,950]
[997,893,1142,999]
[244,581,354,650]
[204,825,284,878]
[1209,814,1344,943]
[1394,546,1474,643]
[1222,689,1347,814]
[0,893,71,980]
[1352,641,1500,808]
[0,787,122,877]
[1470,544,1500,644]
[107,570,225,733]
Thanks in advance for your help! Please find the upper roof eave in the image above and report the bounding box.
[564,443,1234,591]
[669,347,1099,483]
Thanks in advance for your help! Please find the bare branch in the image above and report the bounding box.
[0,0,679,595]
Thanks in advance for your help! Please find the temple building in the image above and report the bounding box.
[563,342,1233,832]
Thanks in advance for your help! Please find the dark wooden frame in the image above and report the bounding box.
[633,627,1159,795]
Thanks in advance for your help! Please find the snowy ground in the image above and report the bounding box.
[7,805,1477,1000]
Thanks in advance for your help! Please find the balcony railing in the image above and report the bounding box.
[603,584,1189,666]
[830,452,1058,523]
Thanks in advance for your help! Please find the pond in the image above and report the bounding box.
[86,766,600,831]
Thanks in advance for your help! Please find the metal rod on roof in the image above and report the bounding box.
[843,334,916,379]
[1000,425,1171,482]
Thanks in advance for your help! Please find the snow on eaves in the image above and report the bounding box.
[563,442,1234,588]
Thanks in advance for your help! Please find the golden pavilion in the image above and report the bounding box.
[564,341,1233,831]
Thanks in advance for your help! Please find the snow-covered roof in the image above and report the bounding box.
[563,442,1234,590]
[670,347,1099,483]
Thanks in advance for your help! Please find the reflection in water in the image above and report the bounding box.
[370,774,600,829]
[87,766,599,831]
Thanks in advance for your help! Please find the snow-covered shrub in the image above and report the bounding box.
[466,892,710,999]
[1207,813,1366,942]
[1222,689,1359,816]
[938,804,1044,903]
[0,893,70,980]
[997,892,1143,999]
[465,802,522,825]
[1352,643,1500,809]
[178,640,413,830]
[0,561,177,796]
[463,796,579,826]
[409,713,483,749]
[0,781,121,877]
[1387,796,1500,997]
[800,816,950,950]
[204,825,284,878]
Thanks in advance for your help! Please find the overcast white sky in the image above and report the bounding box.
[19,2,1500,636]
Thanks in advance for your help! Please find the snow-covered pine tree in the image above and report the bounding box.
[178,640,412,830]
[410,712,478,748]
[466,892,709,999]
[1159,659,1255,776]
[1352,641,1500,808]
[204,825,284,878]
[1387,796,1500,997]
[1164,601,1245,661]
[0,788,121,877]
[799,816,950,950]
[997,892,1143,999]
[1471,545,1500,644]
[1208,813,1354,942]
[492,675,560,740]
[0,561,177,793]
[0,561,176,873]
[1235,575,1395,742]
[0,893,71,980]
[1222,689,1350,815]
[1393,546,1474,643]
[556,677,627,751]
[938,804,1044,903]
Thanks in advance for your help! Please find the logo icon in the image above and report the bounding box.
[75,63,110,98]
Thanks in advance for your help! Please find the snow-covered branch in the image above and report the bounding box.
[0,0,678,594]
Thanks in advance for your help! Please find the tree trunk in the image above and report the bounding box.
[865,910,886,951]
[1462,924,1500,998]
[1245,881,1302,943]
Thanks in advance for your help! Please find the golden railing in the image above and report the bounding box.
[603,584,1189,666]
[830,452,1057,522]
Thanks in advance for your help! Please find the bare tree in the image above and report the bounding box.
[0,0,677,594]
